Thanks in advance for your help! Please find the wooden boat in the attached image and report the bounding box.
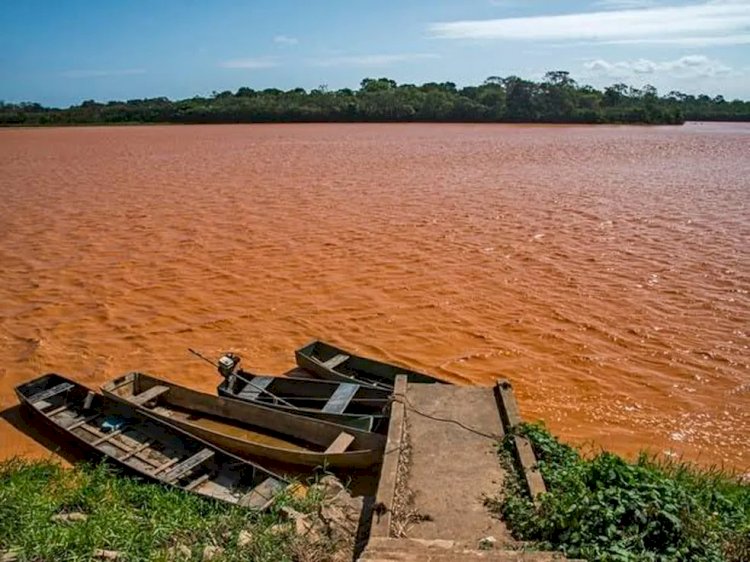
[15,374,289,509]
[102,372,386,469]
[217,369,391,433]
[295,340,443,389]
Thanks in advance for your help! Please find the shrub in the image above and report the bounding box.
[493,424,750,562]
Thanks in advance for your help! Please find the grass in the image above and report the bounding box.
[491,423,750,562]
[0,458,325,562]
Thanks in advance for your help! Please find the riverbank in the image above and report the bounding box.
[0,459,313,561]
[0,459,370,562]
[494,424,750,562]
[4,423,746,561]
[6,73,749,126]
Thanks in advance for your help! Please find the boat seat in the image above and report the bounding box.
[236,377,273,401]
[325,431,355,454]
[322,354,349,370]
[238,477,285,509]
[162,448,214,483]
[322,383,358,414]
[28,382,74,405]
[131,385,170,406]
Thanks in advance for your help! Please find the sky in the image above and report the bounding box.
[1,0,749,107]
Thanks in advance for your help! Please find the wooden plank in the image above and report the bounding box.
[45,404,69,418]
[322,354,349,370]
[325,431,355,454]
[494,379,547,507]
[494,379,522,430]
[236,377,273,401]
[162,448,214,483]
[369,375,407,538]
[152,457,180,475]
[29,382,74,405]
[121,440,153,461]
[92,428,124,446]
[322,383,359,414]
[135,454,165,469]
[68,414,100,430]
[184,473,211,491]
[238,477,285,509]
[83,391,95,410]
[131,385,170,406]
[514,435,547,506]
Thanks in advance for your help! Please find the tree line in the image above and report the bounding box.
[2,72,749,126]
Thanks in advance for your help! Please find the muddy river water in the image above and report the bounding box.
[0,123,748,469]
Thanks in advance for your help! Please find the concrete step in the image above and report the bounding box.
[358,537,577,561]
[360,551,571,562]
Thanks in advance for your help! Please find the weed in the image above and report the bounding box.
[492,423,750,562]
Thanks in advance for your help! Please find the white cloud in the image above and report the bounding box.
[273,35,299,46]
[583,55,734,78]
[428,1,750,46]
[309,53,439,67]
[220,57,279,69]
[61,69,146,79]
[604,34,750,46]
[593,0,657,9]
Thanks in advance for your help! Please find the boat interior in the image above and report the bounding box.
[18,375,285,508]
[226,372,390,417]
[104,373,383,454]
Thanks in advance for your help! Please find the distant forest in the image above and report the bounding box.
[2,72,749,126]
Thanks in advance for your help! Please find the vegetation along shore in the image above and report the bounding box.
[494,424,750,562]
[0,458,369,562]
[3,72,749,126]
[2,427,747,561]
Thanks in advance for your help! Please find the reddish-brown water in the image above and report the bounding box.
[1,123,748,470]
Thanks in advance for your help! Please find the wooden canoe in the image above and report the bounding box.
[295,340,443,389]
[102,372,386,469]
[217,369,391,433]
[15,374,289,509]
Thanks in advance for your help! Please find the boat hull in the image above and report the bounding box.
[103,373,386,469]
[295,340,443,388]
[217,372,391,433]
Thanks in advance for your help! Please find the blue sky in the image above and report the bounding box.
[1,0,749,107]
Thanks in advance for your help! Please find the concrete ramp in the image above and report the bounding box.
[400,384,511,545]
[359,379,577,561]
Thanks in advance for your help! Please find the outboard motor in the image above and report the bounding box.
[217,352,241,378]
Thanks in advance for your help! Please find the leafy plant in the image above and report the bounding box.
[492,423,750,562]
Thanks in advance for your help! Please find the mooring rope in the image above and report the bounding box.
[389,393,501,441]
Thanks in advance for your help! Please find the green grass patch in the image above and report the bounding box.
[0,458,322,562]
[492,423,750,562]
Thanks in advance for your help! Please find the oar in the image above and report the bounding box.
[239,395,391,403]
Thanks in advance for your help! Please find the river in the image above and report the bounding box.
[0,123,747,469]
